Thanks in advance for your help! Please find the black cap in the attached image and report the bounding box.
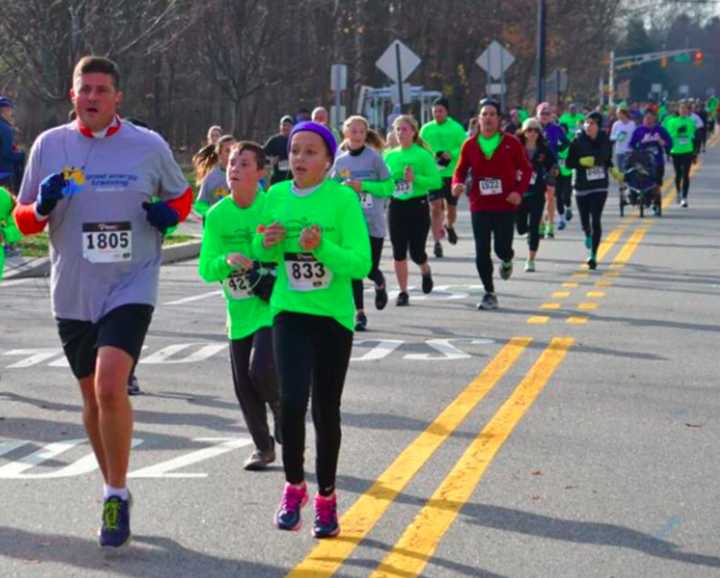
[433,97,450,111]
[585,111,603,126]
[280,115,294,125]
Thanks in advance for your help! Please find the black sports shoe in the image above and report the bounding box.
[445,225,458,245]
[374,285,388,310]
[421,271,434,294]
[354,312,368,331]
[565,207,573,221]
[499,260,513,280]
[396,291,409,306]
[127,374,141,396]
[244,446,276,471]
[433,241,443,258]
[477,293,498,310]
[587,257,597,270]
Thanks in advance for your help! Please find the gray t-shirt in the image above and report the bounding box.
[19,121,188,322]
[331,146,390,238]
[197,165,229,207]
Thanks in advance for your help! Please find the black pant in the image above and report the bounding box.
[388,196,430,264]
[352,236,385,310]
[556,174,572,215]
[229,327,279,453]
[471,211,515,294]
[273,312,353,496]
[672,153,693,199]
[516,194,546,252]
[576,191,607,255]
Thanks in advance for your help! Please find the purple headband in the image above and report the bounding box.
[288,121,337,159]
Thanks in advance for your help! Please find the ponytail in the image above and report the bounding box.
[193,134,235,182]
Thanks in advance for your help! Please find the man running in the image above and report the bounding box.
[452,98,532,310]
[420,97,467,258]
[665,101,697,207]
[537,102,570,237]
[13,56,192,548]
[263,115,294,184]
[628,108,672,216]
[0,96,24,192]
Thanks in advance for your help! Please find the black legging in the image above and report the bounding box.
[516,194,546,252]
[388,196,430,264]
[576,191,608,255]
[352,236,385,310]
[471,211,515,294]
[273,312,353,497]
[672,153,693,200]
[229,328,279,453]
[555,174,572,216]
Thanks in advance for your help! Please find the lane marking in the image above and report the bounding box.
[527,316,550,325]
[596,225,627,262]
[540,303,561,310]
[285,337,532,578]
[594,280,612,288]
[586,291,606,298]
[367,338,574,578]
[612,227,649,267]
[552,291,571,299]
[566,316,588,325]
[163,290,222,306]
[578,302,599,311]
[562,282,579,288]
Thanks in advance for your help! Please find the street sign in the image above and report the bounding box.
[476,41,515,80]
[376,40,421,84]
[486,83,504,96]
[330,64,347,91]
[390,83,413,106]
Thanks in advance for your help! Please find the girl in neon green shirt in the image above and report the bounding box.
[254,121,370,539]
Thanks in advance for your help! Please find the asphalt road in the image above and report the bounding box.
[1,135,719,578]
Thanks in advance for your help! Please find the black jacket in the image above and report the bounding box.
[566,129,612,193]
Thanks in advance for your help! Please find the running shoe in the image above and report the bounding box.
[312,493,340,538]
[477,293,498,310]
[433,241,443,258]
[557,217,566,231]
[539,224,546,239]
[587,255,597,270]
[565,208,573,222]
[354,312,368,331]
[99,494,132,548]
[499,260,513,280]
[421,271,434,294]
[584,235,592,250]
[396,291,409,306]
[681,199,688,208]
[525,259,535,272]
[127,374,141,396]
[244,447,275,471]
[275,483,308,531]
[445,225,458,245]
[374,285,388,310]
[546,224,555,239]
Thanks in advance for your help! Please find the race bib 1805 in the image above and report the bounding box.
[284,252,333,291]
[82,222,132,263]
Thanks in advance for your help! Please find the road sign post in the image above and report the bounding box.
[331,64,348,131]
[376,40,421,113]
[477,41,515,112]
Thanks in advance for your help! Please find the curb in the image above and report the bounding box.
[5,239,202,280]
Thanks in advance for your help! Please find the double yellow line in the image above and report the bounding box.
[287,336,574,578]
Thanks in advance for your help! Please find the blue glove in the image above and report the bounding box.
[37,173,66,216]
[142,201,179,233]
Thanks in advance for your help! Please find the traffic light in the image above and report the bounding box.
[694,50,704,66]
[660,56,668,68]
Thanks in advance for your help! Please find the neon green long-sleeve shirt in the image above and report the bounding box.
[198,193,272,340]
[383,144,442,201]
[252,179,371,331]
[419,117,467,178]
[665,116,696,155]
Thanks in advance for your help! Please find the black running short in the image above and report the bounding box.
[428,177,458,206]
[56,304,154,379]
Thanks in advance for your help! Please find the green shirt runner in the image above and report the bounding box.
[383,144,442,201]
[419,117,467,178]
[198,193,273,339]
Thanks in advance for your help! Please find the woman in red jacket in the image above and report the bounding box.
[452,98,532,310]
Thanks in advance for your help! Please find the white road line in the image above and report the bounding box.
[163,290,222,306]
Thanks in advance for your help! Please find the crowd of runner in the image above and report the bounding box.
[4,55,718,548]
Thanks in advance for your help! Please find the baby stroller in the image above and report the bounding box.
[620,148,661,218]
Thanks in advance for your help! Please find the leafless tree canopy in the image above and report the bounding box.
[0,0,715,149]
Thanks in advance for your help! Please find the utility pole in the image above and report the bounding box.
[536,0,546,104]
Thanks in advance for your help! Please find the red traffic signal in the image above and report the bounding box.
[694,50,704,66]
